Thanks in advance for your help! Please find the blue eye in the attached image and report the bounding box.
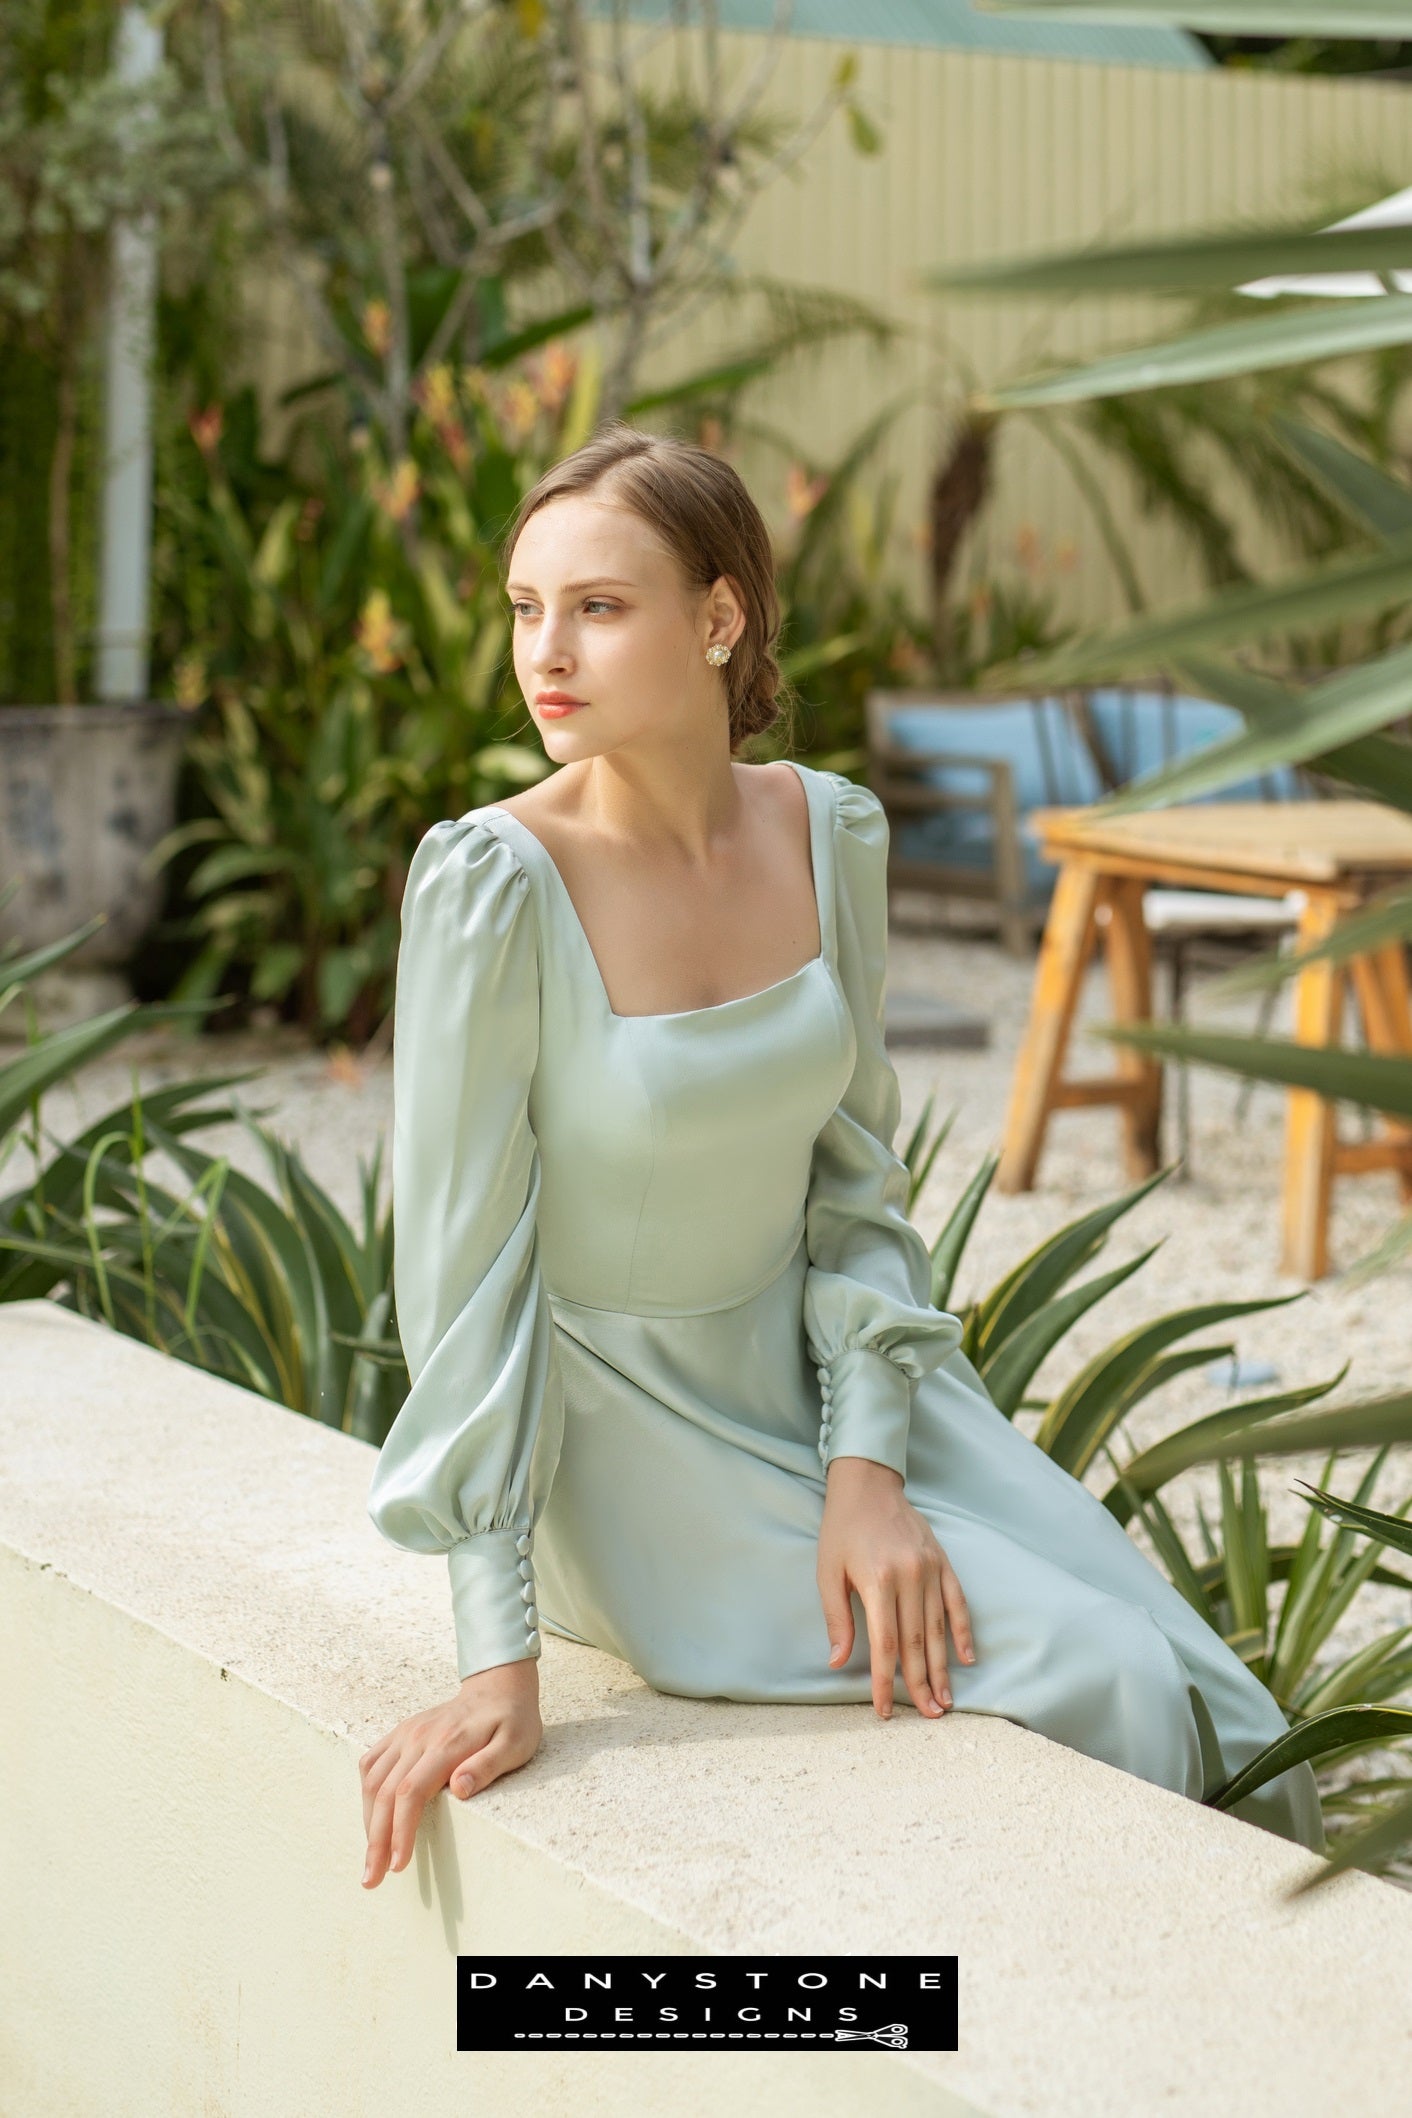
[584,599,617,614]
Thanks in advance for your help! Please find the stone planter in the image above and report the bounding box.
[0,701,190,1029]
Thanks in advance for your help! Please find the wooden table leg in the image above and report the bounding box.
[1103,874,1163,1180]
[1350,940,1412,1205]
[1281,892,1347,1282]
[997,859,1102,1192]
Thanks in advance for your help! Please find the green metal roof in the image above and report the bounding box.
[583,1,1211,69]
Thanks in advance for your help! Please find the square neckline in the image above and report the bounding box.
[484,758,833,1024]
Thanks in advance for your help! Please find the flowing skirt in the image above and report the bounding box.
[531,1227,1325,1854]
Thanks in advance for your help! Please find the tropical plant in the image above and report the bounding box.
[919,0,1412,1879]
[900,1094,1412,1882]
[174,0,896,438]
[0,890,408,1434]
[0,0,234,704]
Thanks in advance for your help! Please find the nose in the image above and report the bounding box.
[529,605,576,677]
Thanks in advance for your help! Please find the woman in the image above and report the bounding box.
[359,421,1324,1888]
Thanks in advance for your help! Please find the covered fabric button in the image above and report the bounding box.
[520,1579,536,1602]
[518,1557,535,1580]
[515,1531,531,1556]
[524,1603,538,1627]
[525,1628,540,1648]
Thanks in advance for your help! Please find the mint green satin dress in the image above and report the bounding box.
[367,761,1324,1853]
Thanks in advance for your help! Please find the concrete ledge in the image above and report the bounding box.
[5,1296,1412,2117]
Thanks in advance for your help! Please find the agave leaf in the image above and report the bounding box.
[1293,1482,1412,1561]
[1291,1781,1412,1897]
[1101,1367,1350,1524]
[973,294,1412,409]
[970,1162,1173,1362]
[929,1149,998,1313]
[1036,1292,1304,1475]
[1164,653,1412,816]
[1205,1704,1412,1814]
[1096,1021,1412,1123]
[979,539,1412,691]
[924,214,1412,300]
[1268,413,1412,543]
[981,1241,1163,1418]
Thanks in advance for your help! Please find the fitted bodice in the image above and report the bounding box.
[480,766,857,1315]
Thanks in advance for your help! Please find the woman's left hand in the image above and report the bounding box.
[817,1455,975,1720]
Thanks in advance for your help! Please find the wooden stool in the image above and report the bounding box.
[996,803,1412,1280]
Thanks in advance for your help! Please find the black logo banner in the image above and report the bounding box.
[457,1954,959,2051]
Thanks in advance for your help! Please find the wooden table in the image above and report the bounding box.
[996,802,1412,1280]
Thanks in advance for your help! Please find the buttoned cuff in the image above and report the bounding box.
[447,1523,540,1679]
[817,1346,912,1481]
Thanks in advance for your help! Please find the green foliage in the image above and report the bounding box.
[0,899,407,1437]
[903,1101,1412,1881]
[144,332,608,1038]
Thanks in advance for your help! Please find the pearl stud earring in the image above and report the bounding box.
[705,643,731,666]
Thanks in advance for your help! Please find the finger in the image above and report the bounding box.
[818,1571,856,1670]
[361,1738,408,1844]
[452,1728,513,1800]
[895,1562,942,1718]
[386,1759,444,1875]
[363,1775,399,1888]
[923,1570,952,1713]
[861,1582,899,1719]
[941,1556,976,1665]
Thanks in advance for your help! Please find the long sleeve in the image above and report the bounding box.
[367,814,565,1680]
[803,775,964,1481]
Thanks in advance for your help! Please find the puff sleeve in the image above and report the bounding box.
[803,776,963,1481]
[367,814,565,1679]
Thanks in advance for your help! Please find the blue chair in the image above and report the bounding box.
[865,687,1104,955]
[1075,684,1306,805]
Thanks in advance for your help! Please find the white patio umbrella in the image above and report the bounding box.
[1237,183,1412,300]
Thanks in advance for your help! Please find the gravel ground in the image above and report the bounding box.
[14,898,1412,1805]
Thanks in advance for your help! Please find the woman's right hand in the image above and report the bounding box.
[359,1659,543,1889]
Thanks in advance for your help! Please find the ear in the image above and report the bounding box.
[705,572,747,654]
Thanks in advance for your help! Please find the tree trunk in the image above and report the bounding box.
[928,408,998,653]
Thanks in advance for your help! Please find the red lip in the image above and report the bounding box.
[535,691,587,706]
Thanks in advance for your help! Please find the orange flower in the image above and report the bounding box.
[535,342,578,413]
[355,588,406,674]
[173,650,208,710]
[415,362,458,426]
[499,378,540,444]
[187,404,223,457]
[362,299,393,359]
[440,419,472,475]
[785,462,828,519]
[376,459,421,523]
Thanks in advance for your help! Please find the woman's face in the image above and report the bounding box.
[506,489,743,763]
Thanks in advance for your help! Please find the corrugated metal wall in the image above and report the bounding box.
[241,36,1412,631]
[617,31,1412,628]
[581,0,1211,69]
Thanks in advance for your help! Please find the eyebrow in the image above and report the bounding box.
[505,577,636,594]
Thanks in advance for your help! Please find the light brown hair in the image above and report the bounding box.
[501,420,796,755]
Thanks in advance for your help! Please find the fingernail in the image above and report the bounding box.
[942,1690,953,1708]
[361,1862,372,1884]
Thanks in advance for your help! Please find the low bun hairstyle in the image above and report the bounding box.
[500,420,796,756]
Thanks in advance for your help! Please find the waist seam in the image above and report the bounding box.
[547,1212,808,1320]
